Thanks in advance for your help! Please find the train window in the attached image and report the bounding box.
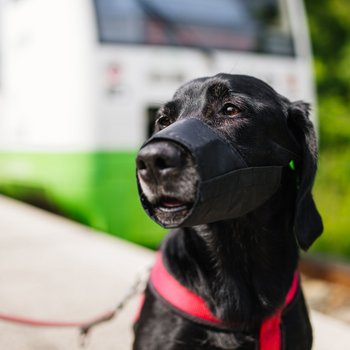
[94,0,295,56]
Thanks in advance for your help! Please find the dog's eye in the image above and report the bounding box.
[221,104,240,117]
[157,115,172,128]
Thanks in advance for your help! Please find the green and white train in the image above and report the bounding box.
[0,0,316,248]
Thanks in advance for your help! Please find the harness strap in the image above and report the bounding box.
[149,252,299,350]
[259,271,299,350]
[150,252,222,324]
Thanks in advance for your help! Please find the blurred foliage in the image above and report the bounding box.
[304,0,350,259]
[305,0,350,147]
[313,150,350,258]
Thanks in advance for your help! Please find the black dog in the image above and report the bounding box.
[134,74,323,350]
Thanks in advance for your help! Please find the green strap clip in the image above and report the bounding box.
[289,159,296,171]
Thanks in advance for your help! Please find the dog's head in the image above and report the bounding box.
[136,74,323,250]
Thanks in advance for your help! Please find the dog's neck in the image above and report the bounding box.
[162,178,299,328]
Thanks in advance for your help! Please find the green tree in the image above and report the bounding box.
[304,0,350,258]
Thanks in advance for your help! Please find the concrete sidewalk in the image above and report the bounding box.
[0,195,349,349]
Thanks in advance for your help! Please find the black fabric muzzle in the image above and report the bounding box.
[137,118,294,228]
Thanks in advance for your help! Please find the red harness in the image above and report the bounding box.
[148,252,299,350]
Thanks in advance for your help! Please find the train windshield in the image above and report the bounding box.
[94,0,295,56]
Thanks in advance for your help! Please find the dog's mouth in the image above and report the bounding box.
[153,196,194,227]
[140,188,196,227]
[157,196,192,213]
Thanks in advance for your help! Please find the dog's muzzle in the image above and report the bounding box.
[136,118,288,228]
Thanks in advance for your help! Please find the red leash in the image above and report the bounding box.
[0,271,148,346]
[0,309,115,347]
[0,309,114,328]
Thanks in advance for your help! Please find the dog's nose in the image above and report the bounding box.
[136,142,185,182]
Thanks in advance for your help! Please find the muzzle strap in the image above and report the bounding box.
[191,165,283,226]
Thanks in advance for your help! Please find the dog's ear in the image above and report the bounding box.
[287,101,323,251]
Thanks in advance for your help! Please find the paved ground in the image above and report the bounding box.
[0,195,349,349]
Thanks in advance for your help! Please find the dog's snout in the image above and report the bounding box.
[137,142,185,181]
